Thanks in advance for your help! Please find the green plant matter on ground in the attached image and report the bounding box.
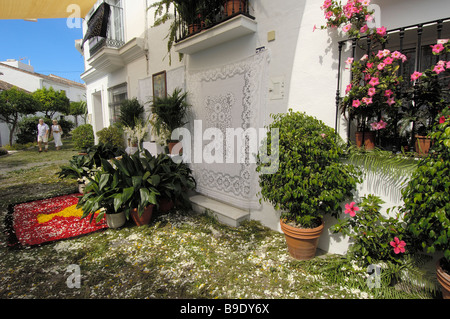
[0,140,440,299]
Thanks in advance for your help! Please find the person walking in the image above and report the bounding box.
[37,119,49,153]
[51,119,63,150]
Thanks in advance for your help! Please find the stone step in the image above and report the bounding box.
[189,194,250,227]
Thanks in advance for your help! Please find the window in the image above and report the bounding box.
[109,83,127,125]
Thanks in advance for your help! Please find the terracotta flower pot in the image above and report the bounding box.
[188,24,200,34]
[158,198,174,213]
[355,131,376,150]
[415,135,432,156]
[106,211,126,229]
[130,205,154,226]
[436,258,450,299]
[280,219,324,260]
[224,0,246,16]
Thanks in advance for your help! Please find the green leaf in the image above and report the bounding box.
[99,174,110,191]
[121,187,134,204]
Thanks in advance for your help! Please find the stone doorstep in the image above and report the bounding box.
[189,194,250,227]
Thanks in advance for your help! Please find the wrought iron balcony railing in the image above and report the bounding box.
[174,0,255,42]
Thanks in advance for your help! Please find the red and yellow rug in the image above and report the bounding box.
[6,194,108,247]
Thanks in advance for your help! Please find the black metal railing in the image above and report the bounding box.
[174,0,254,42]
[89,37,126,56]
[336,17,450,153]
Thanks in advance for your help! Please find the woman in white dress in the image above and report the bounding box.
[51,120,63,150]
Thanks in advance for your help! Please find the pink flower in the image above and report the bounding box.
[321,133,326,138]
[432,43,445,54]
[343,24,353,32]
[360,25,369,33]
[345,83,353,94]
[368,87,376,96]
[344,202,359,217]
[321,0,332,10]
[346,57,354,65]
[411,71,422,81]
[376,50,385,59]
[386,97,395,106]
[369,77,380,86]
[391,51,402,59]
[365,14,373,22]
[434,64,446,74]
[384,89,393,97]
[447,61,450,69]
[377,63,385,70]
[383,57,394,65]
[313,24,317,32]
[371,120,387,130]
[325,11,333,19]
[361,0,371,6]
[362,97,373,105]
[360,54,368,61]
[438,39,449,44]
[377,26,387,37]
[366,62,374,69]
[401,54,407,63]
[440,116,446,124]
[390,237,406,254]
[352,99,361,108]
[383,49,391,57]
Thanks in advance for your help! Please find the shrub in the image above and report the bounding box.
[332,195,407,265]
[72,124,94,151]
[256,109,361,228]
[16,116,52,144]
[402,107,450,264]
[0,148,8,156]
[16,116,74,144]
[96,125,125,150]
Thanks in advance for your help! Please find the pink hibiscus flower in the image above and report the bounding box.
[344,202,359,217]
[369,77,380,86]
[390,237,406,254]
[411,71,423,81]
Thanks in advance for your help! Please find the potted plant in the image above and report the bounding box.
[106,152,161,226]
[223,0,246,17]
[76,161,126,229]
[150,152,196,212]
[256,109,361,260]
[118,98,145,147]
[149,88,190,155]
[342,49,406,150]
[402,107,450,298]
[58,154,97,194]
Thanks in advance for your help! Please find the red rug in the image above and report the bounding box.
[7,194,108,247]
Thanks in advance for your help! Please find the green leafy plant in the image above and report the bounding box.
[118,98,145,129]
[151,153,196,209]
[332,195,407,265]
[103,152,161,218]
[149,88,190,144]
[402,107,450,267]
[256,109,361,228]
[72,124,95,151]
[96,125,125,150]
[58,154,95,182]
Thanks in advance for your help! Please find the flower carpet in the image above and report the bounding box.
[6,194,107,247]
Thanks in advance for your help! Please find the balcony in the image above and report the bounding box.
[173,0,256,55]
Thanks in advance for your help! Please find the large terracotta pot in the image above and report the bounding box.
[224,0,246,16]
[106,211,126,229]
[415,135,432,156]
[280,219,324,260]
[130,205,154,226]
[355,131,375,150]
[437,258,450,299]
